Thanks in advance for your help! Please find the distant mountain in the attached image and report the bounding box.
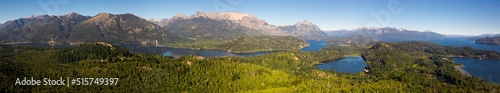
[150,12,328,40]
[468,33,500,40]
[0,12,185,44]
[0,12,310,53]
[476,33,500,37]
[278,20,328,40]
[475,36,500,45]
[324,29,352,36]
[443,34,474,38]
[326,35,377,46]
[325,27,445,41]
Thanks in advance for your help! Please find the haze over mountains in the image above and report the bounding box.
[325,27,445,41]
[475,36,500,45]
[0,12,451,45]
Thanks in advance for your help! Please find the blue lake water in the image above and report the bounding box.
[154,40,328,58]
[118,45,272,58]
[9,38,500,84]
[453,57,500,84]
[7,40,330,58]
[389,38,500,84]
[425,38,500,52]
[315,56,367,73]
[301,40,329,51]
[156,40,328,58]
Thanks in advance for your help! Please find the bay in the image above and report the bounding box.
[453,57,500,84]
[426,38,500,52]
[315,56,367,73]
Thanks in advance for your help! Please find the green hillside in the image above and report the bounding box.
[1,42,499,92]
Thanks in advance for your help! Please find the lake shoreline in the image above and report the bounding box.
[454,65,472,76]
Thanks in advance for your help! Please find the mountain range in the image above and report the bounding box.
[149,12,327,40]
[0,12,183,45]
[325,27,445,41]
[0,12,331,45]
[0,12,449,46]
[468,33,500,40]
[0,13,89,43]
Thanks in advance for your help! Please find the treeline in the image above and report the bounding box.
[56,42,133,63]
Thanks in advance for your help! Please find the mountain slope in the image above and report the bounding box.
[68,12,184,44]
[153,12,284,40]
[475,36,500,45]
[279,20,328,40]
[0,12,187,44]
[0,13,90,43]
[151,12,329,40]
[163,16,263,40]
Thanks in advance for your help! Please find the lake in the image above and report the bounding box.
[315,56,367,73]
[453,57,500,84]
[301,40,329,51]
[119,45,272,58]
[426,38,500,52]
[126,40,328,58]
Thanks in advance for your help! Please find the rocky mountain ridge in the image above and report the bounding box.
[0,12,91,43]
[0,12,183,44]
[278,20,327,40]
[149,12,328,39]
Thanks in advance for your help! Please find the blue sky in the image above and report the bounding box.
[0,0,499,35]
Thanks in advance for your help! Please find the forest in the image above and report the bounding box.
[0,42,499,92]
